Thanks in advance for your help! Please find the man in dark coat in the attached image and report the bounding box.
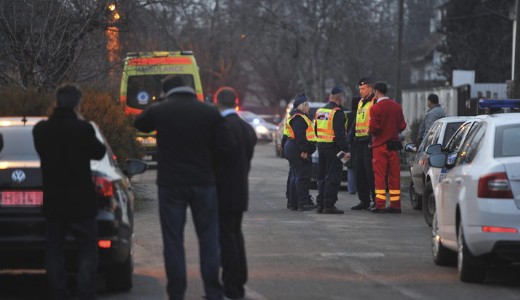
[134,75,233,300]
[33,83,106,300]
[214,88,257,299]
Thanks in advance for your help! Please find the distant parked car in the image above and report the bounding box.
[0,117,147,291]
[237,110,277,143]
[429,104,520,283]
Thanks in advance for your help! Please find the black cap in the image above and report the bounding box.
[373,81,388,95]
[358,77,373,86]
[293,93,307,108]
[330,87,344,95]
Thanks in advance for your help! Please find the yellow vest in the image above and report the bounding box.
[282,111,291,137]
[314,107,341,143]
[355,96,376,137]
[286,113,317,142]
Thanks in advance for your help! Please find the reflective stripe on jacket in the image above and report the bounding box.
[286,113,317,142]
[314,107,340,142]
[355,96,376,137]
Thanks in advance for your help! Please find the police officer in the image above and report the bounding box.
[283,94,317,211]
[281,103,316,209]
[314,87,348,214]
[350,78,377,210]
[369,82,407,213]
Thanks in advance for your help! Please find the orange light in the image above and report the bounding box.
[98,240,112,248]
[482,226,518,233]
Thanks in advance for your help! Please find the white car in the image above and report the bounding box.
[405,116,471,224]
[429,104,520,282]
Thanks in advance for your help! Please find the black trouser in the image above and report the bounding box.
[219,211,247,299]
[45,218,98,300]
[284,140,312,209]
[354,141,375,206]
[316,147,342,208]
[287,157,312,209]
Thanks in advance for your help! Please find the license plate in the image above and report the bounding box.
[1,191,43,206]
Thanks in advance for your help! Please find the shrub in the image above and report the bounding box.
[0,85,141,164]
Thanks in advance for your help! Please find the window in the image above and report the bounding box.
[126,74,195,110]
[495,124,520,158]
[0,127,39,161]
[455,123,486,166]
[445,121,473,153]
[441,121,464,146]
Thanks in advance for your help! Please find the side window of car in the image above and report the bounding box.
[419,122,441,152]
[445,122,470,153]
[455,123,486,166]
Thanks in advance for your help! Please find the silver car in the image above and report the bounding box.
[429,108,520,283]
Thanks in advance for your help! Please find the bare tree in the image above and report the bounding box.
[0,0,117,91]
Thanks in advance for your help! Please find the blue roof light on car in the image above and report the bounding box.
[478,99,520,113]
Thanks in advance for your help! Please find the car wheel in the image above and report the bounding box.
[457,222,486,283]
[105,254,133,292]
[409,179,422,210]
[432,212,456,266]
[422,182,434,227]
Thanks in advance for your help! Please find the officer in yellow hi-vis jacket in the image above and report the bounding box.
[283,94,317,211]
[314,87,348,214]
[350,77,377,211]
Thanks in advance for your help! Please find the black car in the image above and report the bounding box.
[0,117,147,291]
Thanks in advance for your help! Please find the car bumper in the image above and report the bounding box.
[462,198,520,259]
[0,216,132,270]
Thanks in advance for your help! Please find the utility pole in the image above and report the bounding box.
[395,0,404,103]
[513,0,520,98]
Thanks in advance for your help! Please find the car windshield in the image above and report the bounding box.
[495,124,520,157]
[126,74,195,109]
[0,126,39,161]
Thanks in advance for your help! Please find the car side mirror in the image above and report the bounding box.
[124,159,148,177]
[428,153,447,168]
[404,143,417,153]
[426,143,443,155]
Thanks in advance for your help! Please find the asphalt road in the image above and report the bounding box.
[2,143,520,299]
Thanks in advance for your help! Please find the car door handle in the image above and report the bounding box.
[455,178,463,185]
[442,178,451,185]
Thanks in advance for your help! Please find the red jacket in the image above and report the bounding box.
[369,97,407,148]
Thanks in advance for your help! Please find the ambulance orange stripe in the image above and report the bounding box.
[128,57,192,66]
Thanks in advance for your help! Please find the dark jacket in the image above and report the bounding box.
[134,87,234,186]
[33,108,106,220]
[216,112,257,213]
[316,101,348,152]
[283,109,316,161]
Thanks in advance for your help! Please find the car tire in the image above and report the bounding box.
[409,179,422,210]
[432,212,456,266]
[105,254,133,292]
[422,182,434,227]
[457,222,486,283]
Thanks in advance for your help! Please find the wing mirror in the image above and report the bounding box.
[428,153,447,168]
[426,143,443,155]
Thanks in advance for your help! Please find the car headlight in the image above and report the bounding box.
[136,136,157,146]
[256,125,268,134]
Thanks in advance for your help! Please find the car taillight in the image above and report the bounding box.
[94,176,114,197]
[478,172,513,198]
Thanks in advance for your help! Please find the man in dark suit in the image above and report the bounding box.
[33,83,106,300]
[134,76,233,300]
[215,88,257,299]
